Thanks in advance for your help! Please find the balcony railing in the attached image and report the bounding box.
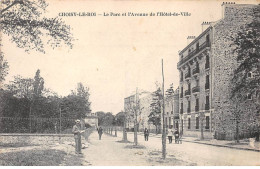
[205,103,210,110]
[192,86,200,93]
[195,105,199,112]
[185,90,191,96]
[205,83,210,90]
[177,41,210,67]
[187,107,191,114]
[192,68,200,75]
[185,72,191,79]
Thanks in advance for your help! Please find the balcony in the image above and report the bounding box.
[205,103,210,110]
[192,86,200,93]
[192,68,200,75]
[185,90,191,96]
[195,105,199,112]
[177,41,210,67]
[187,107,191,114]
[185,72,191,79]
[205,83,210,90]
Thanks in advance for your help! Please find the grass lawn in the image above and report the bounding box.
[0,149,67,166]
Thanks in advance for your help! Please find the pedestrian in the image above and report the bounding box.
[98,127,103,140]
[174,129,180,144]
[144,128,149,141]
[72,119,85,154]
[168,127,174,144]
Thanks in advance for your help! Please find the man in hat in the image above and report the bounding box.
[72,119,85,154]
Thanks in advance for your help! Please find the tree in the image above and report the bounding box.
[33,69,44,98]
[96,111,106,126]
[0,51,9,83]
[231,7,260,141]
[148,87,162,134]
[6,75,34,99]
[115,111,125,127]
[0,0,74,53]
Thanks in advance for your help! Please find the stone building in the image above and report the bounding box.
[124,90,154,131]
[177,3,259,140]
[165,88,179,130]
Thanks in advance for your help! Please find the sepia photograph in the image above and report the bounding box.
[0,0,259,166]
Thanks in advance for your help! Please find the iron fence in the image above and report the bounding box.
[0,117,78,134]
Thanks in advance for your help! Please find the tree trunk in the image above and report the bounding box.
[134,120,138,145]
[162,59,166,160]
[123,120,127,141]
[236,120,239,143]
[200,117,204,140]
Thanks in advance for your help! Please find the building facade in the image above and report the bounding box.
[177,3,259,140]
[165,88,180,130]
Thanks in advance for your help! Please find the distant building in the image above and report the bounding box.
[84,112,98,128]
[177,3,259,140]
[165,88,179,130]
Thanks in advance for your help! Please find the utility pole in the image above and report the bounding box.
[162,59,166,159]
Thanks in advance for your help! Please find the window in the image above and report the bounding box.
[196,43,199,51]
[196,79,199,86]
[205,116,210,129]
[247,93,252,100]
[195,98,199,111]
[188,118,191,129]
[205,75,210,89]
[247,72,252,78]
[206,34,210,45]
[206,96,209,105]
[187,101,191,113]
[196,117,199,129]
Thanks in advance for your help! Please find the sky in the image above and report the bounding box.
[2,0,258,114]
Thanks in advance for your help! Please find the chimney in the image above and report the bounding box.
[201,21,211,32]
[221,2,236,19]
[187,36,196,45]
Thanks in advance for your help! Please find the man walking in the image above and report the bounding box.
[144,128,149,141]
[98,127,103,140]
[168,127,174,144]
[72,119,84,154]
[174,129,180,144]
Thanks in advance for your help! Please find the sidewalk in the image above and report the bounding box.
[182,136,260,152]
[129,132,260,152]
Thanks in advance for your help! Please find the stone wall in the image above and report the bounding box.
[212,4,258,140]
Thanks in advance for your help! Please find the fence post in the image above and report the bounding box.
[115,126,117,137]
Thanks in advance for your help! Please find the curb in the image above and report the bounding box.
[183,140,260,152]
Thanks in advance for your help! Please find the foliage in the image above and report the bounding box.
[96,111,115,126]
[115,111,125,126]
[231,8,260,105]
[0,0,74,53]
[0,51,9,83]
[148,87,162,131]
[96,111,106,126]
[1,71,92,133]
